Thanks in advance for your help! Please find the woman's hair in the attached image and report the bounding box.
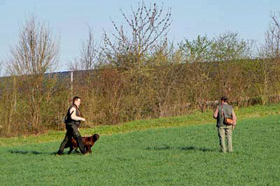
[221,96,228,102]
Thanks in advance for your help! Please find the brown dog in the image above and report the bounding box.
[65,134,99,154]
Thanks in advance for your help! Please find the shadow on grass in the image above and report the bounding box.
[8,150,57,155]
[179,146,215,152]
[8,150,83,156]
[146,145,216,152]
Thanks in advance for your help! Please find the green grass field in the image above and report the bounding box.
[1,104,280,185]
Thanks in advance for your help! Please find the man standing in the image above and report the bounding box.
[213,96,237,153]
[57,96,88,155]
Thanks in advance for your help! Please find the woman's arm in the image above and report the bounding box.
[213,107,219,119]
[232,109,237,128]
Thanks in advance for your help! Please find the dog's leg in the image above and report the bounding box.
[87,146,92,153]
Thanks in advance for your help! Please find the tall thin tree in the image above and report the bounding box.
[7,15,59,132]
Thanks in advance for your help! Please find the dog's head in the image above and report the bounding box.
[92,134,99,142]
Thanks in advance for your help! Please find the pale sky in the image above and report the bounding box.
[0,0,279,73]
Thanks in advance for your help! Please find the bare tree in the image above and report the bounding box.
[261,12,280,58]
[69,27,99,71]
[257,12,280,104]
[103,2,172,68]
[68,27,101,124]
[8,16,59,75]
[6,15,59,132]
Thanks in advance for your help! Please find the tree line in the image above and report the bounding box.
[0,3,280,137]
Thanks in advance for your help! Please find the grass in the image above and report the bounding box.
[0,109,280,185]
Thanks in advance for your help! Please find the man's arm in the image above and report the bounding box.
[70,107,85,121]
[213,107,218,119]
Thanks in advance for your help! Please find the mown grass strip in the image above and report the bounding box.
[1,103,280,147]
